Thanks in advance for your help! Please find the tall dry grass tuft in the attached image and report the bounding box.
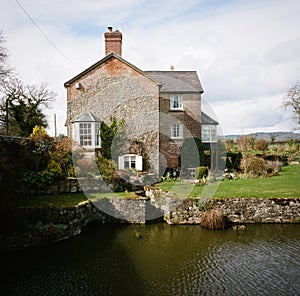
[201,209,226,230]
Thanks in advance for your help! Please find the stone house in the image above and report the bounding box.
[64,27,217,176]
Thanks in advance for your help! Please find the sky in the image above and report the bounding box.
[1,0,300,136]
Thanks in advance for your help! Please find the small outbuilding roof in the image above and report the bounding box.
[74,112,101,123]
[201,112,218,125]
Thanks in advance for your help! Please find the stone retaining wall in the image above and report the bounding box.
[1,192,299,251]
[163,197,300,224]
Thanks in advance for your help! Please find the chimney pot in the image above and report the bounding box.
[104,27,122,56]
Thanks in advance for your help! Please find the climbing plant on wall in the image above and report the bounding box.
[100,116,125,160]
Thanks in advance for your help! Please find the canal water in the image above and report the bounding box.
[1,223,299,296]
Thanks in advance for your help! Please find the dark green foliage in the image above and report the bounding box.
[226,152,242,171]
[95,153,116,184]
[195,166,208,180]
[100,116,125,160]
[0,133,76,193]
[21,170,55,190]
[0,138,35,192]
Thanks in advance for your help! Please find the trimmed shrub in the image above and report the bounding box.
[196,166,208,180]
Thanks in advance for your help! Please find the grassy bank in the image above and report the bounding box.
[156,164,300,198]
[1,165,299,209]
[1,191,138,209]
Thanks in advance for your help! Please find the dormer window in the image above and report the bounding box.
[170,95,183,110]
[73,112,101,148]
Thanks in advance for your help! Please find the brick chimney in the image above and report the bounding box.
[104,27,122,56]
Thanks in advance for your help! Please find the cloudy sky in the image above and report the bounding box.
[1,0,300,136]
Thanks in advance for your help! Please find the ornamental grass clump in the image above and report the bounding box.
[201,209,226,230]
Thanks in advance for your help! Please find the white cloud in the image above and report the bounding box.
[1,0,300,135]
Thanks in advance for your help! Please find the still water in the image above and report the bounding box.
[1,223,299,296]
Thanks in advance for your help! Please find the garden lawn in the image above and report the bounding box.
[156,165,300,198]
[1,191,138,209]
[2,192,89,208]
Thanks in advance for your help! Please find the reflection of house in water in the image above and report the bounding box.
[64,27,218,175]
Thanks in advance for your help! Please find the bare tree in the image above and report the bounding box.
[283,82,300,127]
[0,78,56,136]
[0,31,13,84]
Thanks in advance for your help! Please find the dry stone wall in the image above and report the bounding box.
[145,187,300,224]
[165,197,300,224]
[2,193,299,251]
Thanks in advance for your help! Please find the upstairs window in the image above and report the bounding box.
[170,95,183,110]
[171,123,183,139]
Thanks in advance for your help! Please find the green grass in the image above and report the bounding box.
[156,165,300,198]
[3,192,89,208]
[1,191,139,209]
[2,165,299,209]
[88,191,138,201]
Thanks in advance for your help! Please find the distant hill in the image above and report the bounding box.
[222,132,300,143]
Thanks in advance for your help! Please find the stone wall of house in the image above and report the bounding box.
[66,57,160,174]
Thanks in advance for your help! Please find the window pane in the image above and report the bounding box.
[211,127,217,142]
[95,123,100,146]
[170,95,182,110]
[171,124,183,138]
[79,123,92,146]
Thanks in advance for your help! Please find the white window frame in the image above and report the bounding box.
[73,122,101,148]
[79,123,92,146]
[171,123,183,139]
[95,123,101,147]
[202,125,217,143]
[170,95,183,110]
[118,154,143,171]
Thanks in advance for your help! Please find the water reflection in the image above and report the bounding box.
[1,223,299,295]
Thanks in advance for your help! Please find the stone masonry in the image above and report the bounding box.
[65,56,160,174]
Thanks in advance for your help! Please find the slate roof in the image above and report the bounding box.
[201,112,218,125]
[145,71,204,93]
[74,112,101,123]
